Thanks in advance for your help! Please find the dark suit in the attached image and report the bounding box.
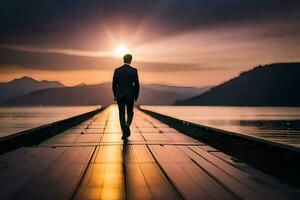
[112,64,140,135]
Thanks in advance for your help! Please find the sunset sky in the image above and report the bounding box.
[0,0,299,87]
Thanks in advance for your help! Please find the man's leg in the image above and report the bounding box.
[126,99,134,126]
[123,99,134,137]
[117,100,127,135]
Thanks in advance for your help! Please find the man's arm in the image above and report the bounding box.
[112,70,118,99]
[134,69,140,101]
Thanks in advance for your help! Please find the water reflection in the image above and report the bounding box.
[141,106,300,148]
[0,106,99,137]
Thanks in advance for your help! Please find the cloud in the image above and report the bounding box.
[0,44,111,57]
[0,45,200,72]
[0,0,299,49]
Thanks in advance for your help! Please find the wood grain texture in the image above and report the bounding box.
[0,105,296,200]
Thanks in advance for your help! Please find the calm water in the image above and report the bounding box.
[141,106,300,148]
[0,106,100,138]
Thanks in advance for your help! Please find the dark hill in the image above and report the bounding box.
[0,76,64,103]
[176,63,300,106]
[5,83,206,106]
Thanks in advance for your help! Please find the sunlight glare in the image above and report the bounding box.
[115,45,129,57]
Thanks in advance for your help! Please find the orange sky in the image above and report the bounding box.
[0,1,299,87]
[1,23,299,87]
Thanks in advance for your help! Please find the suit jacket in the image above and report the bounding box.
[112,64,140,101]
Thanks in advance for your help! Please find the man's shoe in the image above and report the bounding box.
[125,124,131,136]
[121,125,131,140]
[121,134,129,140]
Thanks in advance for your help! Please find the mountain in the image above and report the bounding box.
[0,77,65,103]
[145,84,210,100]
[176,63,300,106]
[4,83,208,106]
[74,83,87,87]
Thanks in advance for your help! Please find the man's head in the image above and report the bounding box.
[123,54,132,64]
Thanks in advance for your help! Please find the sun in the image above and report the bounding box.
[115,44,129,57]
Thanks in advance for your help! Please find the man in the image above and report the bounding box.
[113,54,140,139]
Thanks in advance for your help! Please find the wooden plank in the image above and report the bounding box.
[42,134,79,144]
[75,142,179,200]
[0,147,33,163]
[134,122,154,128]
[188,146,294,198]
[179,146,280,200]
[123,145,155,163]
[125,132,145,142]
[105,123,120,127]
[93,145,123,163]
[0,147,66,199]
[89,122,107,125]
[100,134,123,143]
[148,145,235,200]
[122,144,181,200]
[125,163,154,199]
[40,142,100,147]
[210,151,294,194]
[87,124,106,129]
[9,147,94,199]
[125,162,183,200]
[163,132,200,143]
[74,163,126,200]
[158,127,179,133]
[84,128,104,134]
[138,128,160,133]
[10,164,83,200]
[75,134,102,143]
[104,128,123,134]
[75,146,96,163]
[74,126,125,199]
[139,163,182,200]
[141,133,172,142]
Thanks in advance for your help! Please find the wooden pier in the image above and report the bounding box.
[0,105,297,199]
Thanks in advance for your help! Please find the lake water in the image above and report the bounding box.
[141,106,300,148]
[0,106,100,138]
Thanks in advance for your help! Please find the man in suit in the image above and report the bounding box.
[113,54,140,139]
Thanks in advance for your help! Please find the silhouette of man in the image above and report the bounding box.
[113,54,140,139]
